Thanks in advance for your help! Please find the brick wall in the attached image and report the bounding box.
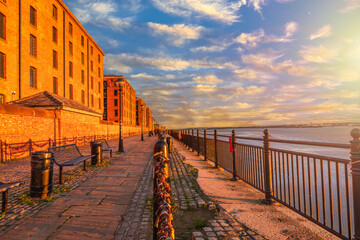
[0,103,148,144]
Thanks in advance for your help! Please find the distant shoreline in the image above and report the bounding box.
[180,124,360,130]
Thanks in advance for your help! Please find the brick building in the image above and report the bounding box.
[136,98,146,127]
[146,107,153,129]
[0,0,104,113]
[103,75,136,126]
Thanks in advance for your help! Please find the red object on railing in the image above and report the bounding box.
[229,137,233,153]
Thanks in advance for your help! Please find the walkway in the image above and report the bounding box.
[173,139,340,240]
[0,135,156,240]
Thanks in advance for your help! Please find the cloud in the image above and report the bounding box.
[151,0,246,24]
[148,23,204,46]
[193,75,224,84]
[248,0,266,14]
[339,0,360,13]
[190,45,228,52]
[310,25,332,40]
[234,22,298,48]
[194,84,218,92]
[130,73,158,80]
[235,102,252,109]
[299,45,337,63]
[234,68,273,82]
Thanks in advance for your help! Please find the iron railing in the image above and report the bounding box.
[170,128,359,240]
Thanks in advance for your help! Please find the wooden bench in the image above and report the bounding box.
[0,181,22,213]
[96,139,113,158]
[48,144,94,184]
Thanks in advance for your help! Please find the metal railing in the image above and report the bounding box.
[0,130,143,163]
[170,128,360,240]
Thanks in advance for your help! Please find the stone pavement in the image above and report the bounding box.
[0,135,157,240]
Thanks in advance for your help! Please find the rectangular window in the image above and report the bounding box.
[69,61,73,77]
[52,5,57,20]
[98,98,101,109]
[81,70,84,84]
[81,90,85,104]
[98,67,100,77]
[91,76,93,89]
[91,61,93,71]
[81,35,84,46]
[90,46,93,55]
[81,52,84,65]
[114,99,118,106]
[114,109,118,117]
[0,52,5,79]
[114,90,117,96]
[91,94,94,107]
[0,94,4,103]
[98,82,100,93]
[69,22,72,35]
[69,84,73,100]
[69,41,73,55]
[53,77,58,94]
[0,13,5,40]
[30,66,36,88]
[52,27,57,43]
[30,6,36,26]
[53,50,58,68]
[98,54,100,63]
[30,34,36,57]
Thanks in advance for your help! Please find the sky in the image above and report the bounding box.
[63,0,360,129]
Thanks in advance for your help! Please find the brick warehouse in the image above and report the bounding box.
[103,75,137,126]
[146,107,153,130]
[0,0,104,113]
[136,97,147,128]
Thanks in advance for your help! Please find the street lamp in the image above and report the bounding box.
[141,104,144,141]
[115,78,125,152]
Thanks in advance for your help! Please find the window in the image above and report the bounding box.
[98,54,100,63]
[90,46,93,55]
[98,82,100,93]
[52,5,57,20]
[69,61,73,77]
[0,94,4,103]
[81,52,84,65]
[81,90,85,104]
[69,84,73,100]
[69,22,72,35]
[81,35,84,46]
[91,76,93,89]
[114,99,118,106]
[53,77,58,94]
[69,41,73,55]
[0,13,5,40]
[81,70,84,84]
[52,27,57,43]
[53,50,58,68]
[114,90,117,96]
[30,35,36,56]
[0,52,5,79]
[30,7,36,26]
[114,109,118,117]
[98,67,100,77]
[98,98,101,109]
[30,66,36,88]
[91,61,93,71]
[91,94,94,107]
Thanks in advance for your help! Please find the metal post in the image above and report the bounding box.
[204,129,207,161]
[350,128,360,239]
[192,130,194,152]
[262,129,274,204]
[197,130,200,156]
[231,130,237,180]
[141,104,144,141]
[0,140,3,163]
[118,86,124,152]
[29,139,32,156]
[2,191,8,213]
[214,129,218,168]
[48,138,51,149]
[4,141,7,162]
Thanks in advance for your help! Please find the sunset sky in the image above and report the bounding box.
[63,0,360,129]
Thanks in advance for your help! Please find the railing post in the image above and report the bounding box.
[262,129,274,204]
[29,139,32,156]
[231,130,237,180]
[197,129,200,156]
[192,129,194,152]
[204,129,207,161]
[0,140,3,163]
[4,141,7,162]
[214,129,218,168]
[48,138,51,149]
[350,128,360,239]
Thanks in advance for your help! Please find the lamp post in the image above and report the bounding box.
[115,78,125,153]
[141,104,144,141]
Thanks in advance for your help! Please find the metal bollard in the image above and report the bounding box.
[161,136,166,141]
[30,151,53,199]
[154,140,169,179]
[166,137,173,154]
[91,141,103,165]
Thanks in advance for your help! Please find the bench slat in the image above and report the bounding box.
[0,182,21,192]
[60,155,94,166]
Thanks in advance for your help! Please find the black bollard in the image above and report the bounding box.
[30,151,53,199]
[91,141,103,165]
[154,140,168,158]
[166,137,173,154]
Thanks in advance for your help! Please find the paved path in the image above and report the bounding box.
[0,135,157,240]
[173,139,340,240]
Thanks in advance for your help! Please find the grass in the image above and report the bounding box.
[86,158,111,168]
[194,218,207,229]
[0,212,5,220]
[52,186,73,195]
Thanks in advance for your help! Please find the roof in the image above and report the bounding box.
[11,91,101,116]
